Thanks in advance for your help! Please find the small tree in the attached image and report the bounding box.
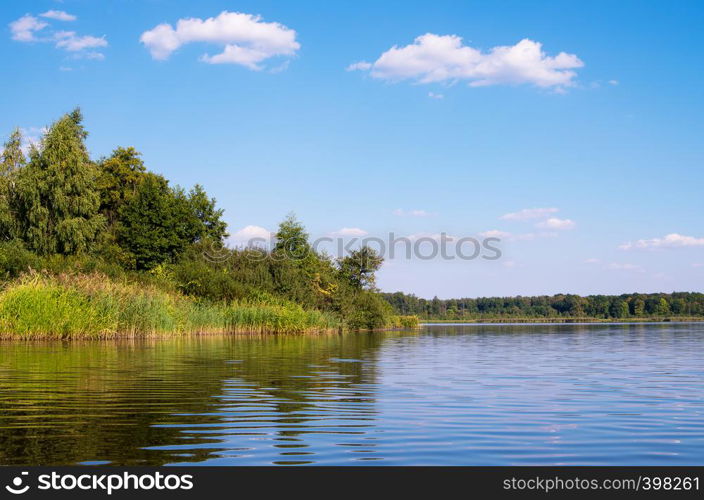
[655,298,671,316]
[273,213,311,261]
[338,245,383,290]
[631,298,646,316]
[1,128,25,175]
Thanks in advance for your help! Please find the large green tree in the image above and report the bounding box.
[117,175,228,270]
[117,174,184,270]
[185,184,228,243]
[12,109,105,254]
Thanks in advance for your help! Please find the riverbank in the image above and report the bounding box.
[0,273,419,339]
[420,317,704,324]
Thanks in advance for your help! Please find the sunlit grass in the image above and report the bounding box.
[0,273,342,339]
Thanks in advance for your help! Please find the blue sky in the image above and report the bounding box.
[2,0,703,298]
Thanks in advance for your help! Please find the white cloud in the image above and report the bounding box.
[536,217,575,230]
[500,207,558,220]
[54,31,107,51]
[479,229,511,239]
[346,61,372,71]
[9,15,48,42]
[73,51,105,61]
[608,79,619,86]
[140,11,299,70]
[330,227,368,237]
[503,260,517,268]
[619,233,704,250]
[606,262,645,273]
[393,208,435,217]
[428,91,444,99]
[692,263,704,268]
[406,232,457,242]
[9,13,106,59]
[349,34,583,90]
[584,258,601,264]
[40,10,76,22]
[230,225,272,245]
[513,232,538,241]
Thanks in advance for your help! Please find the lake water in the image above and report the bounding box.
[0,323,702,466]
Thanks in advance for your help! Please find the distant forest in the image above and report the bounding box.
[382,291,704,320]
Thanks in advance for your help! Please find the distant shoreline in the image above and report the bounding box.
[420,317,704,324]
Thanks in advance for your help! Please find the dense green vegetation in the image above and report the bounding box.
[383,291,704,321]
[0,109,417,337]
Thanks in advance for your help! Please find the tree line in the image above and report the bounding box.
[0,109,396,330]
[382,291,704,320]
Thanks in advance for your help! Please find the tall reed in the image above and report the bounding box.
[0,273,341,339]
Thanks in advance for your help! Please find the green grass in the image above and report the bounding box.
[0,273,342,339]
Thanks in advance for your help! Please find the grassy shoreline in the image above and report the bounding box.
[0,273,418,339]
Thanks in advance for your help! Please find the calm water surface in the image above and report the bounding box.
[0,323,702,465]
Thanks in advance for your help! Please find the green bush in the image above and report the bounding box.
[0,240,41,281]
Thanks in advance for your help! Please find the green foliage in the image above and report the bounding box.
[0,109,395,335]
[117,177,229,270]
[1,128,25,175]
[0,240,40,280]
[185,184,228,243]
[388,315,421,329]
[383,291,704,320]
[655,297,671,315]
[117,174,185,270]
[338,245,383,290]
[610,299,629,318]
[273,213,311,260]
[11,109,105,255]
[97,147,147,224]
[0,129,26,241]
[345,291,395,330]
[631,298,646,316]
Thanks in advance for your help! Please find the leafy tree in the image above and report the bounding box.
[1,128,25,175]
[183,184,228,243]
[117,174,184,270]
[116,175,228,270]
[655,298,671,315]
[631,298,646,316]
[0,129,26,240]
[670,298,686,314]
[273,213,311,261]
[97,147,146,224]
[12,109,105,254]
[609,299,629,318]
[381,291,704,320]
[338,245,383,290]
